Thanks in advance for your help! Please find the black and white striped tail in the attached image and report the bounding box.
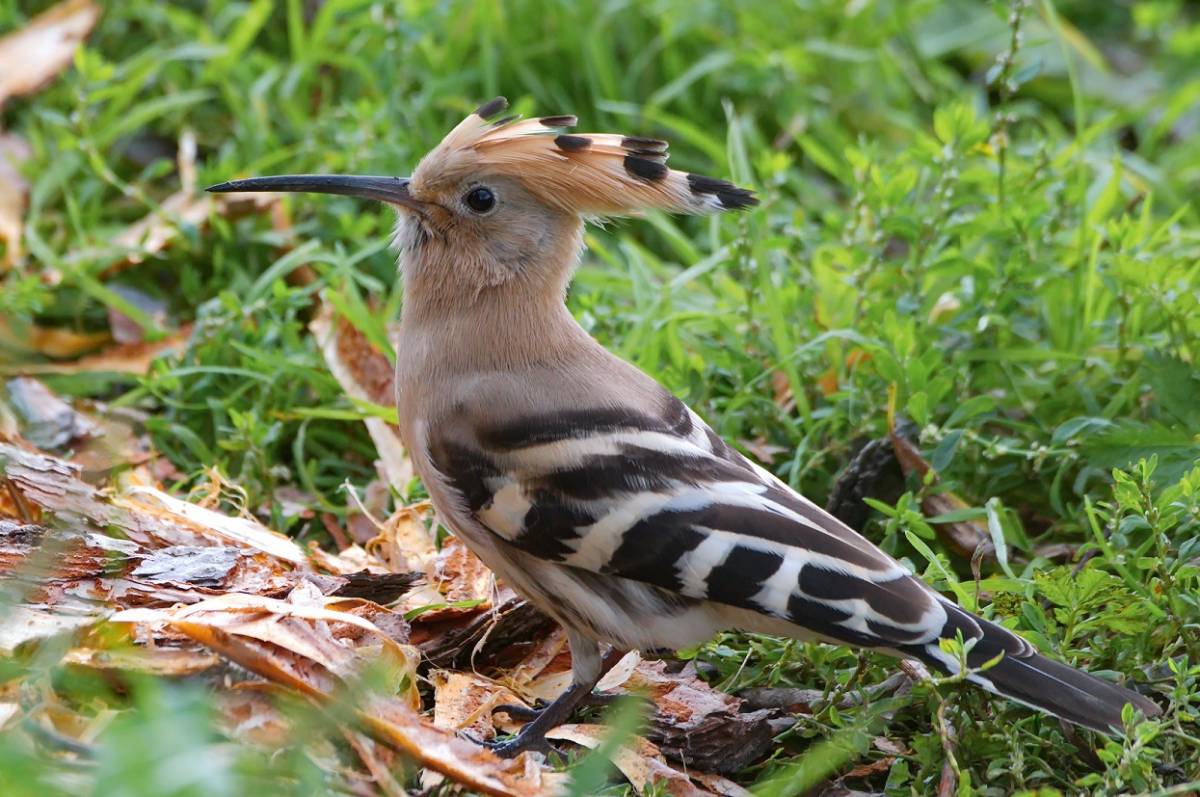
[908,603,1159,732]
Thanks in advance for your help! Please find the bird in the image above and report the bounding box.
[209,97,1160,756]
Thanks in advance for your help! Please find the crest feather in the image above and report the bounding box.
[412,97,757,216]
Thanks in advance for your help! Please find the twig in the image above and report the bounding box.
[935,700,960,797]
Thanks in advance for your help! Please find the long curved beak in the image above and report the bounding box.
[205,174,420,209]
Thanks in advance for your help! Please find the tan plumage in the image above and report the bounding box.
[209,96,1160,756]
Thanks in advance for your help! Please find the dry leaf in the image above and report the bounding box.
[310,303,413,492]
[0,317,110,359]
[345,729,409,797]
[842,756,895,779]
[2,326,192,376]
[740,436,787,465]
[871,736,909,756]
[0,0,100,108]
[546,723,715,797]
[362,696,554,797]
[887,432,991,560]
[0,133,31,266]
[112,588,549,797]
[105,284,169,345]
[4,377,97,449]
[690,773,753,797]
[365,502,437,573]
[771,370,794,410]
[0,603,104,656]
[607,658,774,774]
[434,535,494,611]
[417,592,556,672]
[432,670,527,740]
[218,688,294,748]
[130,545,243,588]
[308,541,390,576]
[119,485,306,563]
[520,652,774,773]
[61,645,219,677]
[106,190,277,275]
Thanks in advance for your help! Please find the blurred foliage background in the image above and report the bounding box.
[1,0,1198,794]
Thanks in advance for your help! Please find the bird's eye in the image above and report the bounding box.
[464,186,496,213]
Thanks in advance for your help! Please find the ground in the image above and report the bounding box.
[0,1,1198,795]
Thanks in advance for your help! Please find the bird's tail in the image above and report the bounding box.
[908,601,1160,733]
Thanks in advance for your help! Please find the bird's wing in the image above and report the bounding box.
[425,392,954,652]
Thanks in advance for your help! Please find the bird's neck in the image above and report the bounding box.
[396,264,596,384]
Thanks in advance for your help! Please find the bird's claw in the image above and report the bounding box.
[491,700,547,722]
[486,731,557,758]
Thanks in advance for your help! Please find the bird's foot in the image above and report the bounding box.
[482,681,603,758]
[484,727,558,758]
[491,699,548,722]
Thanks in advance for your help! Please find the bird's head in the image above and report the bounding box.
[208,97,757,309]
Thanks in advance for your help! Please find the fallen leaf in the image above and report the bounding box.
[4,377,98,450]
[61,644,219,678]
[842,756,895,779]
[741,436,787,465]
[217,688,294,748]
[871,736,909,756]
[0,443,310,568]
[307,541,391,576]
[432,670,527,740]
[362,696,555,797]
[888,427,991,560]
[1,324,192,376]
[0,317,110,359]
[505,627,568,691]
[330,570,422,605]
[344,729,409,797]
[0,603,105,656]
[105,284,169,345]
[691,773,753,797]
[310,303,413,492]
[606,657,775,774]
[0,133,31,266]
[432,535,494,615]
[112,587,549,797]
[346,475,391,543]
[546,723,715,797]
[119,485,306,563]
[365,502,438,573]
[106,190,277,275]
[771,370,794,410]
[0,0,100,109]
[417,592,555,672]
[0,518,42,570]
[130,545,243,588]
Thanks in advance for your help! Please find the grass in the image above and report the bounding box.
[2,0,1199,794]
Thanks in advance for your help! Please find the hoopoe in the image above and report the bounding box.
[210,97,1159,755]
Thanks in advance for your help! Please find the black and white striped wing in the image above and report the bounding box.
[427,395,953,654]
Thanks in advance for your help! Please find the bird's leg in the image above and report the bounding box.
[487,631,606,758]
